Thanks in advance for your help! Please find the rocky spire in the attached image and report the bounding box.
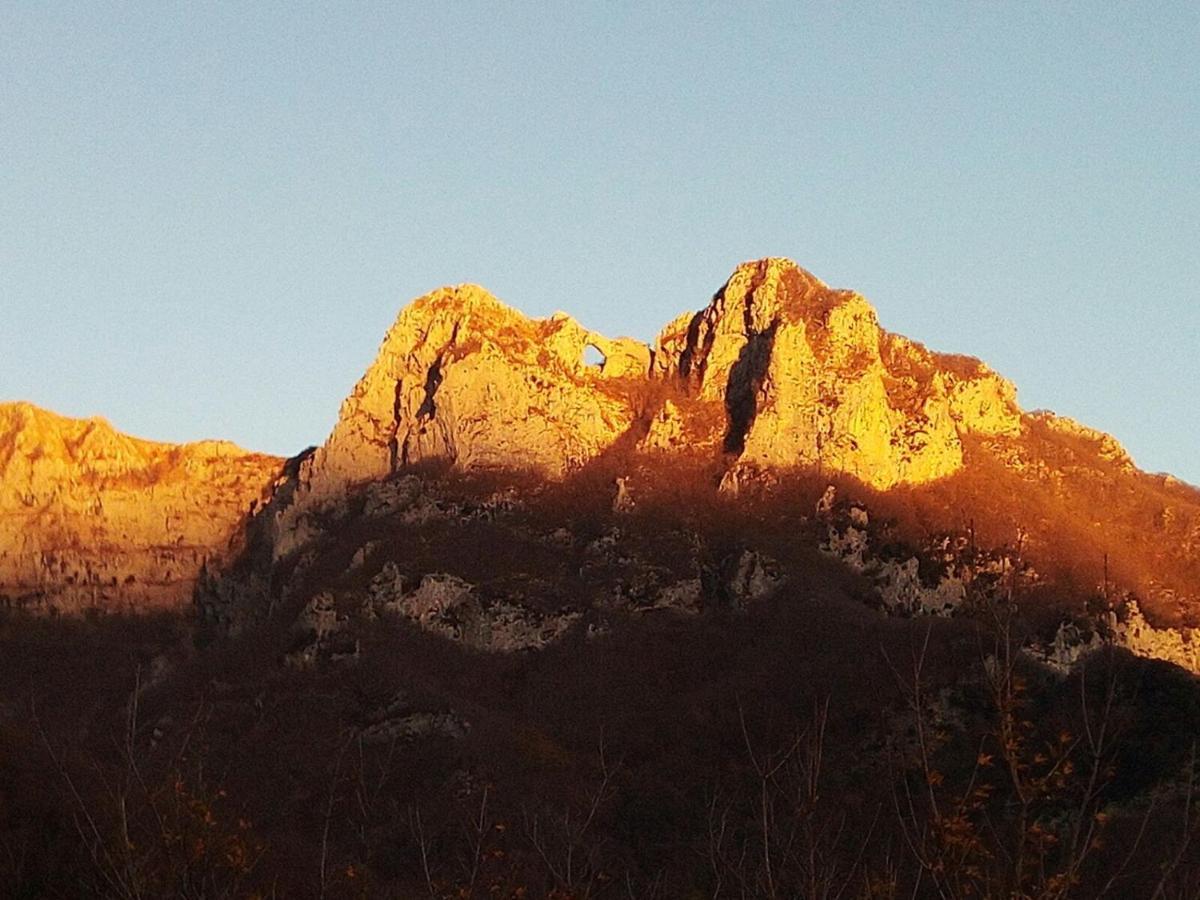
[654,258,1023,488]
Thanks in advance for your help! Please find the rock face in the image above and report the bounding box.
[0,403,282,612]
[269,285,652,553]
[299,285,648,498]
[817,492,973,617]
[277,258,1027,529]
[10,256,1185,630]
[654,258,1021,488]
[1031,600,1200,677]
[366,564,581,653]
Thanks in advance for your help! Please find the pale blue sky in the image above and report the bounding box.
[2,3,1197,482]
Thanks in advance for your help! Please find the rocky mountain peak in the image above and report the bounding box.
[2,257,1192,632]
[8,290,1200,900]
[653,257,1022,487]
[291,284,652,507]
[276,259,1037,512]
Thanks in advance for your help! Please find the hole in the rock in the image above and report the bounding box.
[583,344,606,368]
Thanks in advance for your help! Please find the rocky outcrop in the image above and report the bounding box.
[366,563,581,652]
[816,486,1039,618]
[269,286,651,557]
[12,256,1189,635]
[1113,600,1200,671]
[653,258,1021,489]
[1029,599,1200,677]
[0,403,282,612]
[1028,411,1134,470]
[269,258,1033,555]
[296,286,647,497]
[727,550,784,609]
[238,255,1191,596]
[819,496,969,617]
[639,399,688,453]
[284,592,360,668]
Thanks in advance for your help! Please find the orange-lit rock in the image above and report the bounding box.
[273,286,650,552]
[1029,411,1134,469]
[284,259,1029,510]
[639,399,688,453]
[14,256,1181,626]
[653,258,1022,489]
[0,402,282,612]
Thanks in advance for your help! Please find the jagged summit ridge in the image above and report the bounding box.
[301,284,651,498]
[288,258,1032,507]
[654,258,1023,487]
[0,401,262,486]
[2,258,1152,612]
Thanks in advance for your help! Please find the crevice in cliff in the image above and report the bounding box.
[723,322,777,455]
[417,357,443,420]
[388,379,404,472]
[677,310,710,385]
[742,265,764,335]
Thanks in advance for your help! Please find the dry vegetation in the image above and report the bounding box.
[3,452,1200,898]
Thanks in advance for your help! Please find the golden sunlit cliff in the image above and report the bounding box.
[9,259,1200,898]
[280,257,1040,506]
[652,257,1022,487]
[0,402,283,612]
[256,257,1198,659]
[5,258,1198,629]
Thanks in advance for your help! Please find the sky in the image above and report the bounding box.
[1,3,1197,483]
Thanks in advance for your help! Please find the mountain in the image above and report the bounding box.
[0,401,283,612]
[5,258,1200,897]
[262,257,1197,639]
[5,257,1199,644]
[294,257,1021,497]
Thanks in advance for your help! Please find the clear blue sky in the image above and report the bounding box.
[2,3,1197,482]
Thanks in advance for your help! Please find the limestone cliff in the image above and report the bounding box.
[286,258,1025,507]
[653,258,1022,489]
[0,402,282,612]
[11,256,1179,621]
[315,285,647,486]
[270,285,651,554]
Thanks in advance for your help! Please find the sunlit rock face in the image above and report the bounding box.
[301,285,648,494]
[284,259,1026,517]
[5,258,1189,631]
[270,285,652,555]
[653,258,1022,489]
[1028,411,1134,470]
[0,403,282,612]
